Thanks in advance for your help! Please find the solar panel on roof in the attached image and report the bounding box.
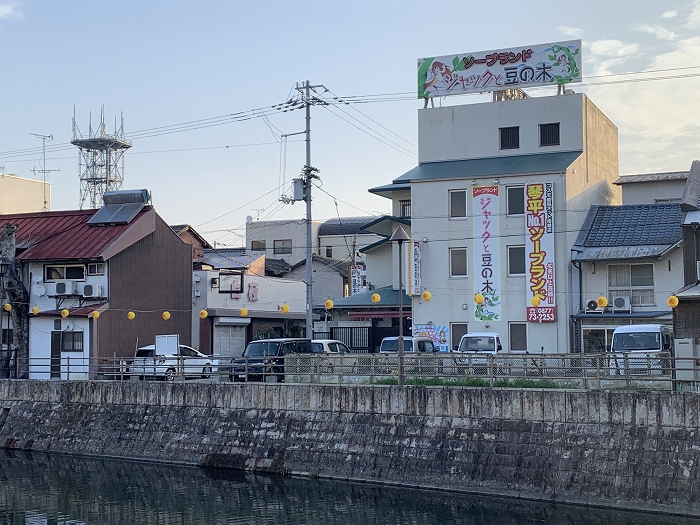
[88,202,145,225]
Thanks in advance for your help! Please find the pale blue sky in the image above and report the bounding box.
[0,0,698,247]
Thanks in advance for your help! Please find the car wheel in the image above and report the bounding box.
[164,368,176,381]
[202,365,212,378]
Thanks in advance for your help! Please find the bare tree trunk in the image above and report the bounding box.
[1,223,29,379]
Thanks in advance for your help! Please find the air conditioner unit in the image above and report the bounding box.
[612,296,631,312]
[83,284,102,298]
[55,281,75,295]
[585,299,603,313]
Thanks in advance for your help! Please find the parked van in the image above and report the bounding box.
[379,336,438,354]
[457,332,502,354]
[609,324,672,375]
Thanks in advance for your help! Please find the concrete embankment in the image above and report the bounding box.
[1,380,699,516]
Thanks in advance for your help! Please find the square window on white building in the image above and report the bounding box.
[87,263,105,276]
[325,246,333,258]
[449,190,467,218]
[507,246,526,275]
[449,248,468,277]
[506,186,525,215]
[500,126,519,150]
[509,323,527,351]
[251,240,266,250]
[539,123,560,146]
[273,239,292,255]
[608,263,654,306]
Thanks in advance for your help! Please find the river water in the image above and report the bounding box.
[1,451,699,525]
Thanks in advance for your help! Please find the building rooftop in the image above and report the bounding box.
[318,216,378,237]
[572,204,682,261]
[614,171,689,185]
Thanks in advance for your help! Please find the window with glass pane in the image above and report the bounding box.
[450,248,468,277]
[61,331,83,352]
[449,190,467,218]
[509,323,527,351]
[508,246,526,275]
[507,186,525,215]
[608,263,654,305]
[273,239,292,254]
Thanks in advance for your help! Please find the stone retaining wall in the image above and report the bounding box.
[1,380,699,516]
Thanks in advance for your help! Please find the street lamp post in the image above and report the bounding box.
[390,226,410,386]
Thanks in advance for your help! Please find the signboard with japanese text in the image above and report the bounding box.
[219,272,243,294]
[525,181,556,322]
[413,325,449,352]
[350,265,363,295]
[473,186,500,321]
[418,40,581,98]
[407,241,421,296]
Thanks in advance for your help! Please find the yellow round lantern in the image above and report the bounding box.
[127,311,136,320]
[239,307,248,317]
[31,306,40,315]
[90,310,100,319]
[3,303,10,312]
[474,293,484,305]
[199,309,208,319]
[162,311,171,321]
[371,293,381,303]
[667,295,679,308]
[280,304,290,314]
[421,290,432,301]
[530,296,541,307]
[61,309,69,318]
[324,299,334,310]
[596,296,608,308]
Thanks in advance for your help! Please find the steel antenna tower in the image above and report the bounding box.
[29,133,59,211]
[72,107,132,209]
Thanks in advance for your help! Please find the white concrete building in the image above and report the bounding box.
[370,93,620,353]
[246,219,320,266]
[614,171,687,205]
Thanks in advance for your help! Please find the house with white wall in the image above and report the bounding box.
[571,204,682,353]
[245,219,320,266]
[614,171,687,205]
[370,92,620,353]
[192,249,305,360]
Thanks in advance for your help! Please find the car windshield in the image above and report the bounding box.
[244,341,281,357]
[135,348,153,357]
[458,337,495,352]
[611,332,661,352]
[380,339,412,352]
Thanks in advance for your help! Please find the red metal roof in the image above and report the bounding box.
[0,207,155,261]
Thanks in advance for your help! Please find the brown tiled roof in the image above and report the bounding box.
[0,207,155,261]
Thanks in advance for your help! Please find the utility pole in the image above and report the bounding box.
[294,80,326,338]
[29,133,59,212]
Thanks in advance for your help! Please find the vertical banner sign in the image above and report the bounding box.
[407,241,421,296]
[526,181,556,322]
[350,265,363,295]
[473,186,500,321]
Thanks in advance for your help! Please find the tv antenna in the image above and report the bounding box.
[29,133,59,212]
[252,208,265,220]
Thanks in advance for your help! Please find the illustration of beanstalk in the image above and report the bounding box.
[548,45,581,84]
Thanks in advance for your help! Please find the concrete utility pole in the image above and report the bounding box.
[0,223,29,379]
[295,80,325,338]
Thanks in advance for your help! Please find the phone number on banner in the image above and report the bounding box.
[527,306,557,322]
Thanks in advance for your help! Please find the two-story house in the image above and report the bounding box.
[0,190,192,379]
[370,92,620,352]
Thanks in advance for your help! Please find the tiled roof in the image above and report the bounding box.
[0,207,155,261]
[318,216,377,236]
[614,171,688,185]
[323,285,410,308]
[199,249,264,270]
[265,258,291,276]
[572,204,682,261]
[291,254,350,278]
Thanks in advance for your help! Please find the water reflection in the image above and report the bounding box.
[0,450,698,525]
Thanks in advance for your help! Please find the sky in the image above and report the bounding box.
[0,0,698,248]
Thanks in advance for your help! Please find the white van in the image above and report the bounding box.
[609,324,672,375]
[457,332,502,354]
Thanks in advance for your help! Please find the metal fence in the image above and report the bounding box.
[8,351,694,390]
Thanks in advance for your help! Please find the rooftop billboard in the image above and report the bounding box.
[418,40,581,99]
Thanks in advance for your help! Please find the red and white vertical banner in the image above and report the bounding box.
[407,241,421,296]
[473,186,500,321]
[525,181,556,322]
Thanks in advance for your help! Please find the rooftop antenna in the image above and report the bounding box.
[29,132,59,212]
[72,106,132,209]
[252,208,265,220]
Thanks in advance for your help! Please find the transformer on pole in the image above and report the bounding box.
[72,108,132,209]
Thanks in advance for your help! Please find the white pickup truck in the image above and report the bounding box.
[129,335,218,381]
